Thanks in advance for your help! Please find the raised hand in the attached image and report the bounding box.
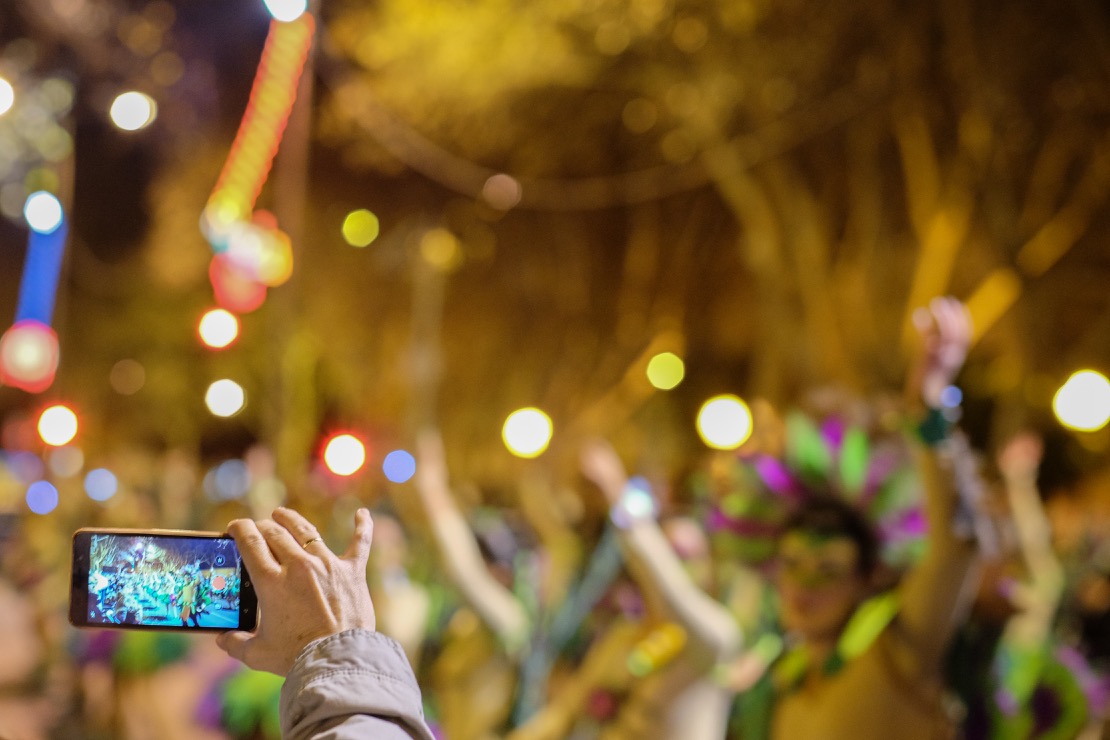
[911,296,972,408]
[579,438,628,506]
[217,507,377,676]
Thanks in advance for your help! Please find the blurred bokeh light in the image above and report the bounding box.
[0,77,14,116]
[341,208,380,247]
[23,191,63,234]
[198,308,240,349]
[84,468,119,502]
[502,407,553,458]
[109,91,157,131]
[383,449,416,483]
[646,351,685,390]
[206,379,246,417]
[26,480,59,515]
[1053,370,1110,432]
[324,433,367,476]
[38,404,78,446]
[264,0,308,22]
[696,394,753,450]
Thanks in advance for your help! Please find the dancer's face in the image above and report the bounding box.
[775,531,870,643]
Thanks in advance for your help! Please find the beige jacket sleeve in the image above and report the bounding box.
[280,629,437,740]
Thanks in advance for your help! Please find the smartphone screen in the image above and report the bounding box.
[70,529,257,632]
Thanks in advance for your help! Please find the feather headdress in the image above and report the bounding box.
[697,409,927,570]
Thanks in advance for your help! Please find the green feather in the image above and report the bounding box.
[838,427,870,497]
[785,413,833,482]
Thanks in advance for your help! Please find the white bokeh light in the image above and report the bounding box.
[263,0,308,22]
[0,77,14,116]
[109,91,157,131]
[696,394,754,450]
[1053,370,1110,432]
[324,434,367,476]
[206,379,246,417]
[502,408,553,459]
[23,191,64,234]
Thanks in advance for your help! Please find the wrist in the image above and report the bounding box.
[914,385,962,447]
[609,477,657,530]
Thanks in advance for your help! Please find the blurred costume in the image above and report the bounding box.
[703,410,980,739]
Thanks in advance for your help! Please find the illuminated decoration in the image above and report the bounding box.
[206,379,246,417]
[38,403,78,446]
[502,407,553,459]
[198,308,240,349]
[0,320,60,393]
[382,449,416,483]
[323,433,367,476]
[646,351,685,390]
[1053,370,1110,432]
[200,13,315,310]
[109,91,157,131]
[0,191,69,393]
[209,254,267,314]
[697,394,753,450]
[222,215,294,286]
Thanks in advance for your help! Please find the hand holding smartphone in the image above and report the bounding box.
[70,529,257,632]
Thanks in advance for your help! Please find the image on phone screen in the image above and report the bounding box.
[71,530,255,631]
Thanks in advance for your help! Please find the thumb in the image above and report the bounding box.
[217,630,256,665]
[342,508,373,567]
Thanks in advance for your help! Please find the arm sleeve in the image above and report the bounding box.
[280,629,437,740]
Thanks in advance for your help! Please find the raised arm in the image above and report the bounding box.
[579,438,741,668]
[413,428,531,654]
[895,297,981,674]
[996,433,1065,648]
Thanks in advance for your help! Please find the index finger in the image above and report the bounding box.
[227,519,281,581]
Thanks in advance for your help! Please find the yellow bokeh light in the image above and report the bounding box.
[503,407,553,459]
[324,434,367,476]
[206,379,246,417]
[1053,370,1110,432]
[646,352,685,390]
[420,228,462,271]
[341,209,380,247]
[109,91,157,131]
[39,404,78,446]
[696,394,753,450]
[198,308,240,349]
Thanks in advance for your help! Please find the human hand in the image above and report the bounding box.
[997,432,1043,482]
[579,438,628,506]
[216,507,377,676]
[911,296,972,408]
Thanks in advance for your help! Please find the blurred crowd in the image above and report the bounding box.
[1,302,1110,740]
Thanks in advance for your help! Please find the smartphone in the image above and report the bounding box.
[70,528,257,632]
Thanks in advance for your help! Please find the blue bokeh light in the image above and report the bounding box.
[382,449,416,483]
[26,480,59,514]
[84,468,118,502]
